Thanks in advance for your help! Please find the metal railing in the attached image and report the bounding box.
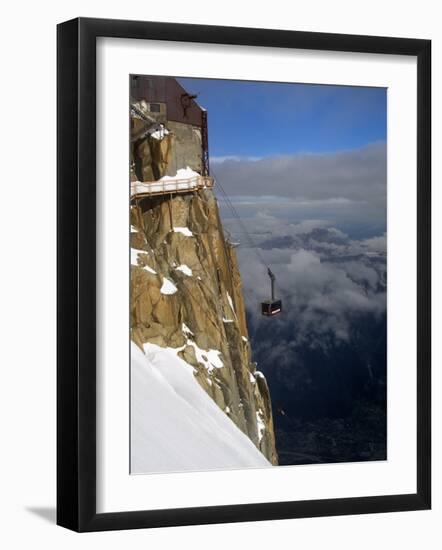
[131,175,214,199]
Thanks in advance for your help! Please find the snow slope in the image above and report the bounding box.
[131,342,271,474]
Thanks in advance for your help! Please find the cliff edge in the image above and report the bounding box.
[130,189,278,465]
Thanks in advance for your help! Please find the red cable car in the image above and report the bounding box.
[261,268,282,316]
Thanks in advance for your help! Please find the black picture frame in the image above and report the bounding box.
[57,17,431,532]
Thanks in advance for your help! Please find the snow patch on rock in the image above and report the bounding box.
[173,226,193,237]
[226,292,237,319]
[188,342,223,373]
[160,166,200,182]
[160,277,178,295]
[143,265,157,274]
[182,323,194,337]
[132,248,156,274]
[176,264,192,276]
[256,409,266,443]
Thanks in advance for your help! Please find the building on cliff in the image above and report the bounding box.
[130,76,278,472]
[130,74,210,185]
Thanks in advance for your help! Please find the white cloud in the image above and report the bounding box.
[361,234,387,254]
[213,143,387,351]
[213,143,386,227]
[211,155,262,163]
[231,217,386,350]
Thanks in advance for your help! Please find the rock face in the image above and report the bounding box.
[131,99,204,181]
[131,190,278,464]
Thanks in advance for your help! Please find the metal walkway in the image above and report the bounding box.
[131,175,214,199]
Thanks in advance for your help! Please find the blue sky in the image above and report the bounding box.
[178,78,386,158]
[177,76,387,239]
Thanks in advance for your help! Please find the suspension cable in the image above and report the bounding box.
[211,168,269,268]
[211,167,287,297]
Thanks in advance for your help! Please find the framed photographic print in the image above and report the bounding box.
[57,17,431,532]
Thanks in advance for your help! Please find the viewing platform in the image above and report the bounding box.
[131,174,214,200]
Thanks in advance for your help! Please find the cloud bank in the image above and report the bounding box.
[213,143,386,231]
[223,215,386,351]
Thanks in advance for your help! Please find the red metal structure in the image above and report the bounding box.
[131,75,205,128]
[131,75,210,178]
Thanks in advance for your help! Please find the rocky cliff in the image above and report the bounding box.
[130,189,278,465]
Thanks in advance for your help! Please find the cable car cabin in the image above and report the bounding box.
[261,268,282,316]
[261,299,282,316]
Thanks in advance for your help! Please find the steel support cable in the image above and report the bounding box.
[211,170,268,267]
[211,168,288,297]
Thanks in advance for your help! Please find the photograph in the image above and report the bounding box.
[129,74,387,474]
